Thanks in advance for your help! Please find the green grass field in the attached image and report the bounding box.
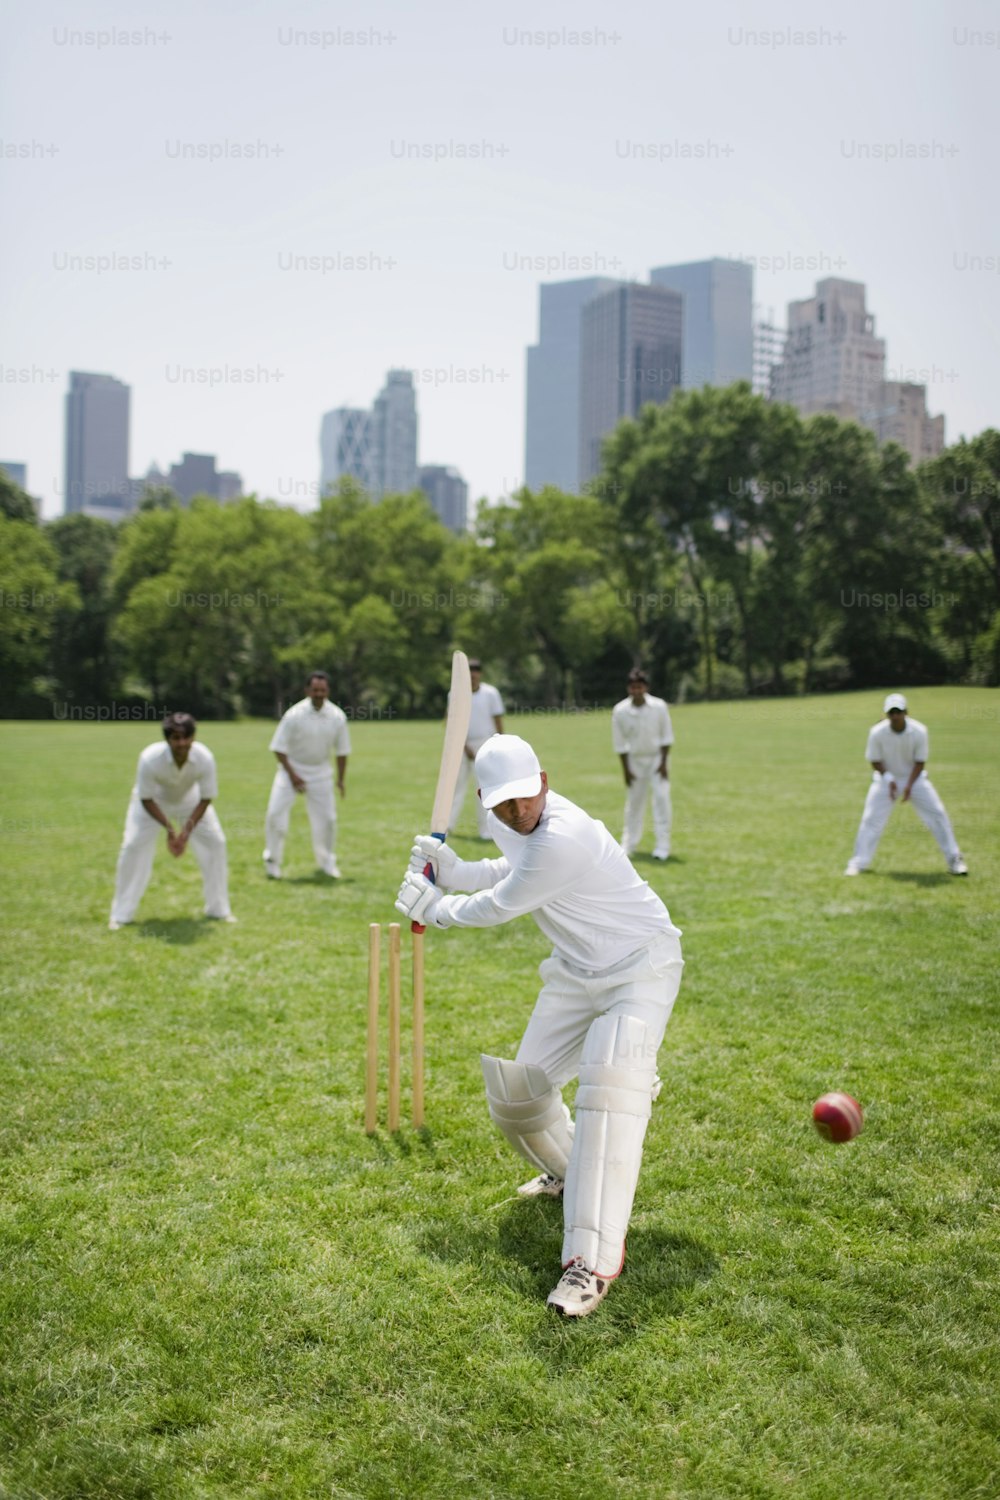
[1,688,998,1500]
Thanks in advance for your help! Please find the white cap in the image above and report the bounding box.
[884,693,908,713]
[475,734,542,809]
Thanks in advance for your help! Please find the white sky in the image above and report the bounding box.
[2,0,998,520]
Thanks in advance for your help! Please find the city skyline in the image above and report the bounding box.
[2,0,996,520]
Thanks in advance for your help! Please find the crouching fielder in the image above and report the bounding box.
[395,733,683,1318]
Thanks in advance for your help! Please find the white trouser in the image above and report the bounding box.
[449,740,491,837]
[515,933,684,1277]
[111,796,230,923]
[851,771,961,869]
[622,755,672,857]
[264,765,337,874]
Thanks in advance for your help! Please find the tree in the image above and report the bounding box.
[0,471,38,523]
[46,513,122,705]
[0,517,79,712]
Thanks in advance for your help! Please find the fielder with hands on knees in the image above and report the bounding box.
[845,693,967,876]
[395,733,684,1318]
[109,710,235,930]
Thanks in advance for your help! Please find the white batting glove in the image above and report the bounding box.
[408,835,459,887]
[394,871,443,926]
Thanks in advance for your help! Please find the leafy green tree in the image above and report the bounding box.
[0,471,38,523]
[469,486,632,706]
[46,514,122,705]
[0,517,79,712]
[313,482,464,714]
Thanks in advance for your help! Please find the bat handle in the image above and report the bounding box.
[411,831,446,935]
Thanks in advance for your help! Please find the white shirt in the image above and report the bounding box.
[135,741,218,806]
[463,682,504,745]
[611,693,674,758]
[435,790,680,970]
[865,716,930,781]
[270,698,351,777]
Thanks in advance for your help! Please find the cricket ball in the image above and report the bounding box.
[812,1092,864,1143]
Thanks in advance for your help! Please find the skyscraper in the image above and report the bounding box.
[320,408,376,496]
[64,371,130,513]
[372,369,418,497]
[769,278,886,417]
[768,278,943,464]
[419,464,468,533]
[525,276,622,494]
[166,452,243,504]
[578,283,683,485]
[649,258,753,390]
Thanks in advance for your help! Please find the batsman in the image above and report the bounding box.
[395,733,684,1318]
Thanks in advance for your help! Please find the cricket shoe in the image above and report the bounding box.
[517,1173,564,1199]
[844,859,863,876]
[949,856,968,876]
[323,861,342,879]
[547,1257,611,1318]
[263,860,282,879]
[652,849,670,861]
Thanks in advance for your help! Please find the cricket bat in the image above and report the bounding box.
[412,648,473,935]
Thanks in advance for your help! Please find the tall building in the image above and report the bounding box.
[372,369,418,497]
[578,282,683,485]
[64,371,130,513]
[752,313,787,398]
[769,278,886,417]
[419,464,468,533]
[769,278,944,464]
[320,408,376,496]
[866,382,945,464]
[166,452,243,503]
[649,258,753,389]
[525,277,622,493]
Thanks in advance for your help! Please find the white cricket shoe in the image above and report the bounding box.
[517,1173,564,1199]
[652,849,670,861]
[324,861,342,879]
[108,919,123,931]
[950,856,968,876]
[547,1257,611,1318]
[264,860,282,880]
[208,913,238,923]
[844,859,863,876]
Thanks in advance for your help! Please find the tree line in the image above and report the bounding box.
[2,384,998,719]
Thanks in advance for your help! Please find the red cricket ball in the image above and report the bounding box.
[812,1091,864,1143]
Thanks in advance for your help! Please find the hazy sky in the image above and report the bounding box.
[2,0,998,520]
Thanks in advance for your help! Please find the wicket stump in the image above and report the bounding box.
[366,922,425,1133]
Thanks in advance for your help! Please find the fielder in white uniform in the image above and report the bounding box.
[109,711,233,929]
[845,693,967,876]
[263,672,351,879]
[448,658,504,839]
[396,733,684,1318]
[611,668,674,860]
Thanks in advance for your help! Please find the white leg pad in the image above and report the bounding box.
[481,1055,574,1178]
[562,1012,656,1278]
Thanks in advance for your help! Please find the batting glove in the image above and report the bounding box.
[395,871,444,926]
[408,835,459,887]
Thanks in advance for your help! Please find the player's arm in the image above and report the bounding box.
[141,797,175,833]
[619,752,634,786]
[336,754,347,797]
[173,799,211,852]
[435,841,582,929]
[901,761,925,802]
[275,750,305,791]
[408,836,508,892]
[658,745,670,778]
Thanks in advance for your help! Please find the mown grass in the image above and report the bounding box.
[1,687,998,1499]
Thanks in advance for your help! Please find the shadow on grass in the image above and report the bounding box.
[286,871,344,886]
[881,871,952,887]
[136,917,212,945]
[417,1199,716,1342]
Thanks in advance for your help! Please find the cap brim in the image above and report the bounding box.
[481,772,542,810]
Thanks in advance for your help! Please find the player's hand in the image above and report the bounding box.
[901,787,911,803]
[658,766,670,780]
[623,770,635,787]
[887,779,898,801]
[408,835,458,886]
[395,872,443,925]
[167,830,184,857]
